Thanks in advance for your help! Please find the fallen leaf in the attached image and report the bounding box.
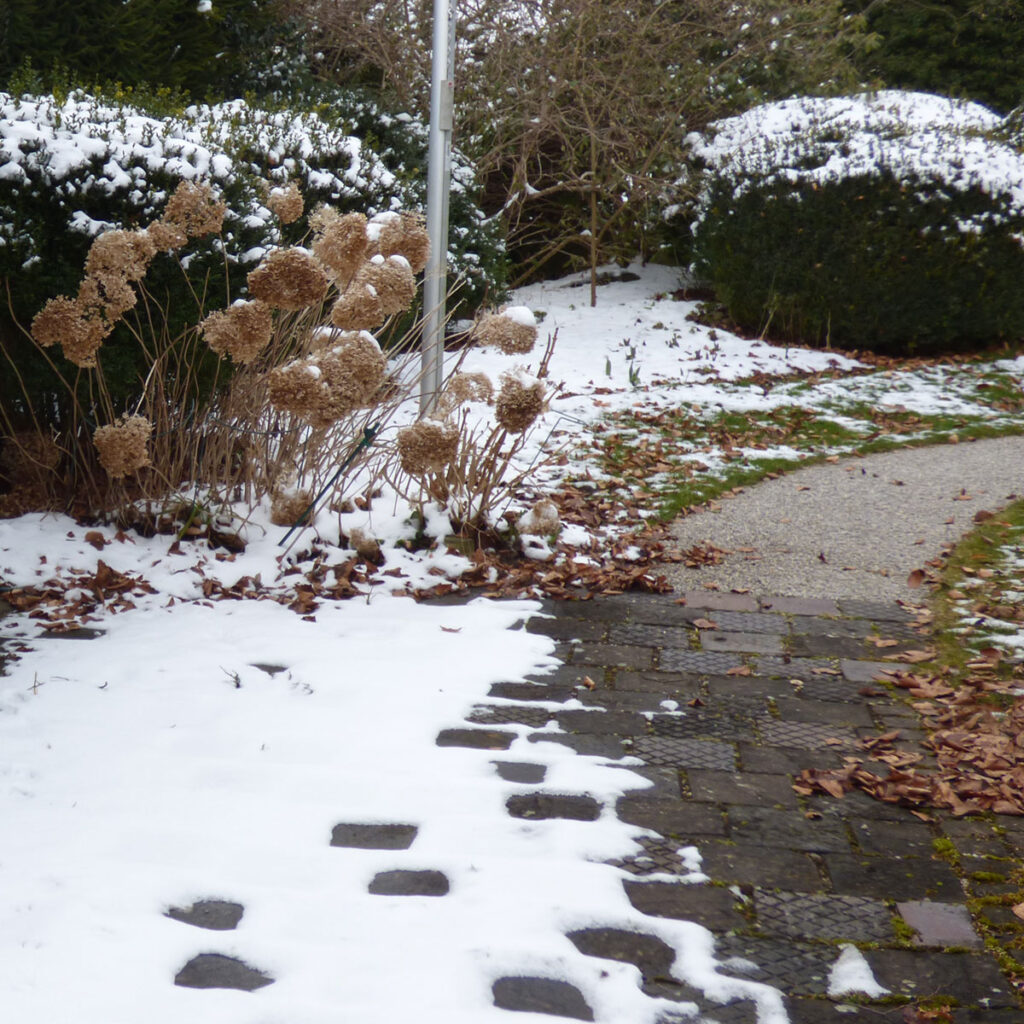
[726,665,752,677]
[692,617,718,630]
[581,675,597,690]
[84,531,106,550]
[907,569,926,588]
[440,626,462,633]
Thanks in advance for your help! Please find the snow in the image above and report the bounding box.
[827,944,889,998]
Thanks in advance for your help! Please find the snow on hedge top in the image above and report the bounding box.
[687,91,1024,214]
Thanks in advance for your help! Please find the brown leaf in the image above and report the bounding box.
[692,617,718,630]
[1011,902,1024,921]
[581,675,597,690]
[440,626,462,633]
[726,665,752,677]
[907,569,926,589]
[84,531,106,550]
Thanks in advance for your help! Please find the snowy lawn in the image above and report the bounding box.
[2,261,1019,1022]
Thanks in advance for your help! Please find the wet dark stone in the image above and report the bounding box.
[165,899,244,931]
[492,976,594,1020]
[174,953,273,990]
[436,727,515,749]
[493,761,548,783]
[367,869,450,896]
[330,823,418,850]
[506,792,602,821]
[567,927,676,978]
[623,881,745,930]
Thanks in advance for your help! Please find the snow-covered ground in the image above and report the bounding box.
[0,261,1010,1022]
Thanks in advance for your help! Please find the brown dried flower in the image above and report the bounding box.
[85,229,156,283]
[495,372,545,434]
[201,300,274,364]
[369,212,430,274]
[519,499,560,537]
[438,372,493,415]
[162,180,227,238]
[397,419,459,476]
[348,526,384,564]
[312,210,369,287]
[78,274,138,322]
[147,219,187,251]
[358,255,416,316]
[30,296,110,368]
[247,248,330,311]
[270,487,313,527]
[93,415,152,477]
[267,181,304,224]
[330,283,385,331]
[475,308,538,355]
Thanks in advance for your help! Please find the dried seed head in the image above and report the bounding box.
[476,307,538,355]
[162,180,227,237]
[438,371,493,415]
[519,499,560,537]
[92,414,152,477]
[147,218,187,251]
[348,526,383,563]
[270,487,313,527]
[85,229,156,283]
[495,371,545,433]
[247,247,330,311]
[30,296,110,368]
[330,282,385,331]
[266,181,304,224]
[312,210,368,287]
[358,255,416,316]
[396,418,459,476]
[369,211,430,274]
[78,274,137,322]
[201,299,274,364]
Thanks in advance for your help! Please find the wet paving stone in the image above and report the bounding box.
[755,719,857,750]
[650,712,755,743]
[528,732,626,758]
[367,869,450,896]
[174,953,273,990]
[698,841,823,892]
[165,899,244,931]
[759,597,839,616]
[616,796,727,836]
[685,769,799,808]
[435,727,516,750]
[608,836,699,878]
[624,880,746,929]
[556,708,647,735]
[568,643,655,669]
[658,649,744,674]
[848,819,937,858]
[488,681,576,703]
[750,657,840,681]
[492,976,594,1020]
[701,632,785,655]
[611,670,702,694]
[628,736,737,770]
[824,853,962,901]
[840,659,904,683]
[566,926,676,978]
[897,900,984,948]
[714,935,834,995]
[863,948,1017,1007]
[754,890,894,942]
[467,705,555,727]
[330,823,418,850]
[607,623,694,648]
[836,598,915,622]
[506,792,602,821]
[696,610,789,635]
[493,761,548,784]
[788,634,875,659]
[728,807,851,853]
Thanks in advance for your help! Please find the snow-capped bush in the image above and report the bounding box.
[686,91,1024,354]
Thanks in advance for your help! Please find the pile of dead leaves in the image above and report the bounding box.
[796,667,1024,816]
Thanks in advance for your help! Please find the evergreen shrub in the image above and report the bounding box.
[687,91,1024,355]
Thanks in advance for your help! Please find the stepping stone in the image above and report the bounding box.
[566,927,675,978]
[368,869,449,896]
[491,976,594,1020]
[436,727,515,750]
[165,899,244,931]
[493,761,548,783]
[505,793,601,821]
[330,823,418,850]
[174,953,273,990]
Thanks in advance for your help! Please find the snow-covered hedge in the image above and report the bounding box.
[686,91,1024,354]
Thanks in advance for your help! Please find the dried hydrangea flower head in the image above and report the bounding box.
[495,370,545,433]
[518,498,560,537]
[85,229,157,284]
[396,418,459,476]
[311,209,369,287]
[200,299,274,364]
[475,306,538,355]
[266,181,304,224]
[30,295,111,368]
[247,247,330,311]
[92,414,152,477]
[368,211,430,274]
[77,274,138,323]
[358,255,416,316]
[438,371,494,415]
[330,281,385,331]
[147,218,187,251]
[161,180,227,238]
[270,486,313,527]
[268,331,386,428]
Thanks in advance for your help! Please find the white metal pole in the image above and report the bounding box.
[420,0,456,416]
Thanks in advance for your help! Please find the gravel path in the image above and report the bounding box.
[664,435,1024,602]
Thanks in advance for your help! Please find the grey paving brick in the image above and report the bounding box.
[616,796,727,836]
[728,806,852,853]
[650,712,755,742]
[569,642,655,669]
[754,889,894,942]
[864,949,1016,1007]
[658,649,745,674]
[699,842,823,892]
[686,769,799,808]
[701,631,785,655]
[697,610,789,635]
[750,656,840,680]
[174,954,273,990]
[368,869,450,896]
[557,708,647,735]
[506,792,602,821]
[608,623,695,648]
[628,735,737,770]
[330,823,418,850]
[492,976,594,1020]
[165,900,243,931]
[760,597,840,615]
[714,935,834,995]
[467,704,555,727]
[755,718,858,750]
[679,591,759,612]
[840,658,905,683]
[435,727,516,750]
[608,835,700,878]
[897,900,983,949]
[624,880,746,929]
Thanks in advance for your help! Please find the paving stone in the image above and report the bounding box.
[840,659,904,683]
[569,643,655,670]
[628,736,737,770]
[330,823,419,850]
[790,618,877,639]
[526,617,608,641]
[689,1002,758,1023]
[769,698,876,728]
[897,900,983,949]
[680,591,759,612]
[165,899,244,931]
[698,842,823,892]
[566,926,676,978]
[528,732,626,758]
[493,761,548,784]
[686,769,799,808]
[491,976,594,1020]
[750,657,841,681]
[557,708,647,735]
[616,796,726,836]
[848,819,938,858]
[623,598,709,627]
[789,634,875,659]
[697,610,789,635]
[611,670,702,695]
[761,597,840,615]
[174,954,273,990]
[608,764,682,799]
[579,688,672,711]
[506,793,602,821]
[754,890,894,942]
[467,705,555,727]
[701,632,785,655]
[436,727,516,749]
[823,854,962,901]
[658,649,745,674]
[714,935,834,995]
[608,836,700,877]
[863,949,1016,1007]
[526,664,605,686]
[608,623,694,648]
[836,598,915,621]
[705,674,794,700]
[368,869,450,896]
[623,881,746,929]
[728,807,852,853]
[736,743,844,775]
[650,712,755,743]
[488,682,576,702]
[799,790,918,823]
[793,674,871,702]
[756,719,857,750]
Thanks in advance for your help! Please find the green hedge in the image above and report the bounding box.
[687,91,1024,355]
